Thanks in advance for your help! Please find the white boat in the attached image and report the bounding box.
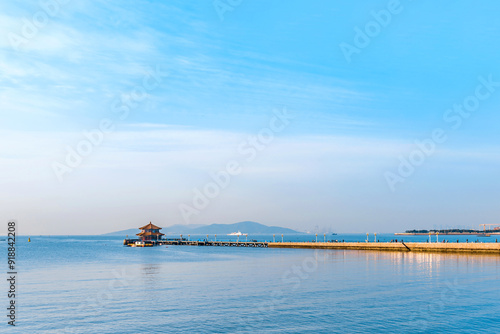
[228,231,246,236]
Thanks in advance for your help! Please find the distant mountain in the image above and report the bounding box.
[102,224,204,236]
[102,221,299,236]
[162,224,206,234]
[186,221,298,235]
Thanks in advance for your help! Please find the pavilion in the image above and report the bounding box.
[136,222,164,242]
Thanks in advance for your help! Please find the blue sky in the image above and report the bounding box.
[1,0,499,234]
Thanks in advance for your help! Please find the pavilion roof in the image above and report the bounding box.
[136,231,165,236]
[138,222,162,230]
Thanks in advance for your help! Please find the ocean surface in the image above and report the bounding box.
[2,234,500,333]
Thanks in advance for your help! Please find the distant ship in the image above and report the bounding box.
[228,231,246,236]
[332,233,337,235]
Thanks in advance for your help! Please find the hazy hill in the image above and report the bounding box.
[102,224,204,236]
[187,221,298,234]
[102,221,299,236]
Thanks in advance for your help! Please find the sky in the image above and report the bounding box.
[1,0,500,235]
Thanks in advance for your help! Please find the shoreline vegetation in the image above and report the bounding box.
[396,229,500,235]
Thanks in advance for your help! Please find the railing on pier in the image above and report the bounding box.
[162,240,268,247]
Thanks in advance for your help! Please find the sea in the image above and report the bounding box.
[2,234,500,333]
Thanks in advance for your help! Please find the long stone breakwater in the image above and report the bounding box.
[268,241,500,254]
[148,239,500,254]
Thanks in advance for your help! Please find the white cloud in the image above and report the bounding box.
[1,124,500,234]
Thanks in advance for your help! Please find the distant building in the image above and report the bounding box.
[136,222,164,242]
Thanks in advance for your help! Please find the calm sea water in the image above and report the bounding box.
[2,234,500,333]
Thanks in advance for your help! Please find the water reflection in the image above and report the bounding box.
[312,249,500,278]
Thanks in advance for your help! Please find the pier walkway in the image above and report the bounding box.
[125,238,500,254]
[268,241,500,254]
[162,239,268,247]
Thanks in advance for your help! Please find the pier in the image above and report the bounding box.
[125,238,500,254]
[124,238,268,247]
[162,239,268,247]
[268,241,500,254]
